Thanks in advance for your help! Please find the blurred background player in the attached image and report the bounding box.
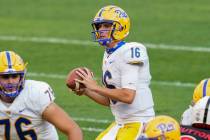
[0,51,82,140]
[181,79,210,126]
[180,96,210,139]
[137,115,181,140]
[73,5,155,140]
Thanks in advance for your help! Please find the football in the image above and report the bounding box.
[66,67,87,90]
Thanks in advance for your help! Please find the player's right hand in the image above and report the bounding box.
[71,88,86,96]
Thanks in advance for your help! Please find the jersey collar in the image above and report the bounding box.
[106,41,125,54]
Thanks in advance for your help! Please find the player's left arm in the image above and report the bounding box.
[42,103,83,140]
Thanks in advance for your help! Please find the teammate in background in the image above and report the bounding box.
[73,5,155,140]
[180,96,210,140]
[0,51,82,140]
[137,115,181,140]
[181,79,210,125]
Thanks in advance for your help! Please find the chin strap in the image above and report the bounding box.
[0,83,20,98]
[98,38,112,46]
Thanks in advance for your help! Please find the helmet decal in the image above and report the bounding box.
[138,115,180,139]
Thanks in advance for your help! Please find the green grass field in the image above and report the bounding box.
[0,0,210,139]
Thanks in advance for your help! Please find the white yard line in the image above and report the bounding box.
[75,118,109,132]
[0,35,210,52]
[81,127,103,132]
[0,35,203,87]
[73,117,111,124]
[27,72,195,88]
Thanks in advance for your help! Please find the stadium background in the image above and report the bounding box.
[0,0,210,139]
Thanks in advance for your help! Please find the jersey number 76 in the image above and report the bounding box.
[0,117,37,140]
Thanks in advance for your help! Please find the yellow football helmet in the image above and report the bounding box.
[92,5,130,46]
[138,115,181,140]
[0,51,27,98]
[193,79,210,105]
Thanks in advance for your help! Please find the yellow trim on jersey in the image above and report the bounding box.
[127,61,143,65]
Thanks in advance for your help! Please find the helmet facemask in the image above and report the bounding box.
[91,21,118,46]
[137,135,166,140]
[0,51,27,101]
[0,71,26,99]
[138,131,167,140]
